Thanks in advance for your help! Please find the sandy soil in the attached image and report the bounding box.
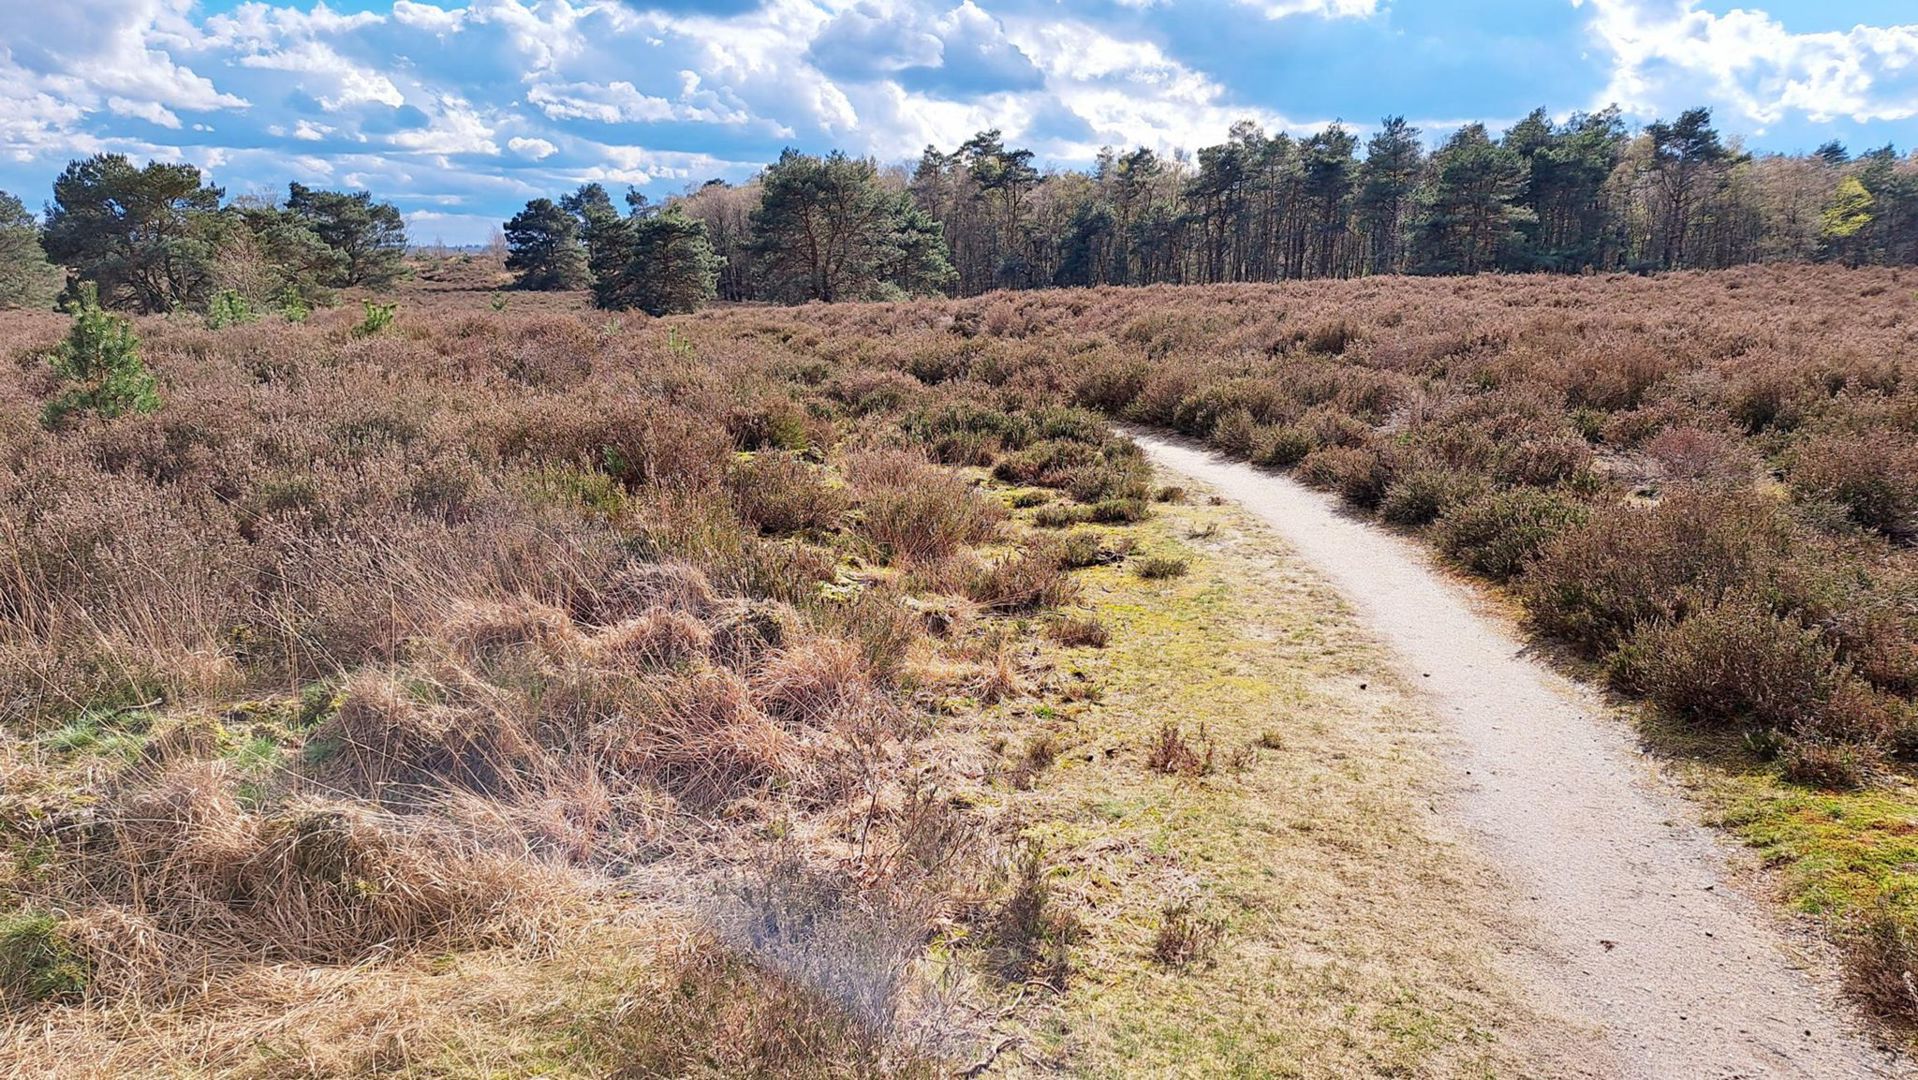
[1131,429,1909,1079]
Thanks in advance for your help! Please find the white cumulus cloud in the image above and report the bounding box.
[1575,0,1918,126]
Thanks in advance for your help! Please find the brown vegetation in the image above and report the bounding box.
[0,279,1157,1072]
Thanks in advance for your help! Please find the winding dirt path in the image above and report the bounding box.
[1130,430,1906,1079]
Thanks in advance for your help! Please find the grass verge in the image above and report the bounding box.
[976,475,1600,1077]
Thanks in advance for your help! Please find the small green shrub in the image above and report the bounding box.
[1032,503,1091,529]
[355,299,397,336]
[1057,530,1123,568]
[205,289,257,329]
[279,290,312,323]
[41,283,159,429]
[1434,488,1587,582]
[1089,498,1149,524]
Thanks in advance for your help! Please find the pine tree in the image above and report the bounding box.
[599,207,722,315]
[1355,117,1423,274]
[0,191,58,310]
[42,155,225,312]
[504,198,589,290]
[1414,124,1534,275]
[751,150,902,302]
[41,283,159,429]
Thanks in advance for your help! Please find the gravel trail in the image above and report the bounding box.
[1131,429,1905,1079]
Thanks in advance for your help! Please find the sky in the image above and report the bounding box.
[0,0,1914,244]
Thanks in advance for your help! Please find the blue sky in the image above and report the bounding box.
[0,0,1913,244]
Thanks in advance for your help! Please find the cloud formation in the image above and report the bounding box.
[1575,0,1918,128]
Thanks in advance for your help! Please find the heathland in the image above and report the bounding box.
[4,260,1918,1075]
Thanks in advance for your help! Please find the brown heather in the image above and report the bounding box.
[0,277,1152,1074]
[8,261,1918,1067]
[775,266,1918,770]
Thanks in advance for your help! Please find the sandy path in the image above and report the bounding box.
[1130,429,1905,1079]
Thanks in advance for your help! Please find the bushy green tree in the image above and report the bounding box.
[561,183,633,305]
[0,191,58,310]
[212,201,345,308]
[42,155,224,313]
[504,198,589,290]
[599,207,722,315]
[41,283,159,428]
[285,183,408,288]
[1414,124,1534,275]
[751,149,956,302]
[1820,176,1876,264]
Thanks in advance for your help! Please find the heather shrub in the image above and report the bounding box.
[1152,901,1225,970]
[1133,555,1189,580]
[1521,493,1794,653]
[1251,424,1314,468]
[1089,498,1149,524]
[1643,426,1754,488]
[1208,408,1261,457]
[1297,445,1390,509]
[1779,738,1881,790]
[1072,356,1151,413]
[1031,503,1091,529]
[1047,614,1109,648]
[1056,530,1123,569]
[728,452,849,535]
[903,402,1034,464]
[593,934,940,1078]
[966,545,1079,613]
[1172,379,1288,438]
[1379,469,1484,528]
[848,451,1003,563]
[1608,599,1838,732]
[1433,488,1587,582]
[1789,431,1918,540]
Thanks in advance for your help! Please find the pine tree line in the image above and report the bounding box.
[512,106,1916,307]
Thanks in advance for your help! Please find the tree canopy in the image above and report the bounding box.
[505,198,589,291]
[0,191,59,310]
[285,183,408,288]
[42,154,225,313]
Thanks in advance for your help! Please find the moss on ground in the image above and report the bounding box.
[1658,734,1918,1014]
[981,476,1597,1077]
[0,910,87,1005]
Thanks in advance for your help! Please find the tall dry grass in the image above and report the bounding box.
[0,288,1152,1073]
